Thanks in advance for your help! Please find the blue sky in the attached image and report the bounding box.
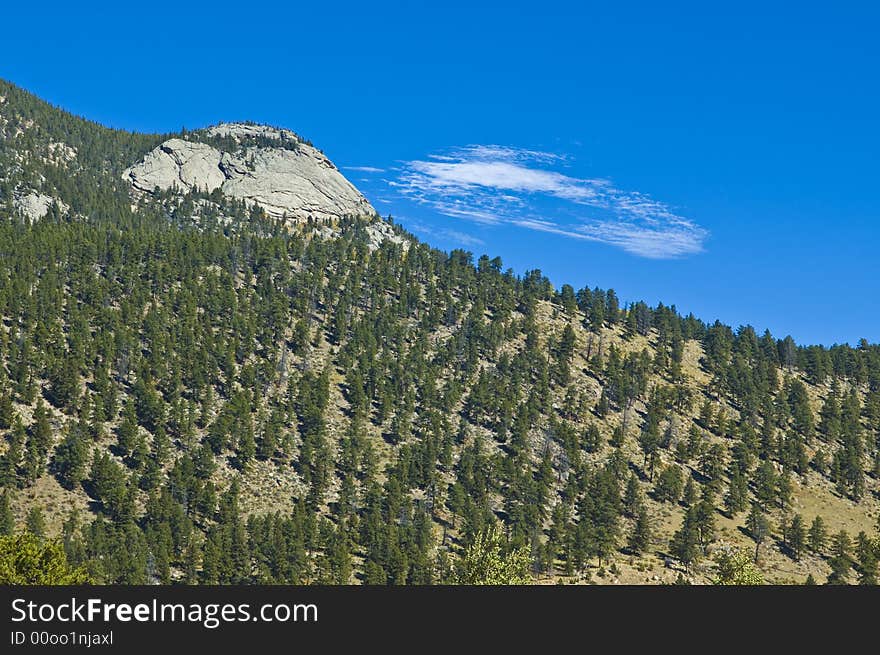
[2,1,878,345]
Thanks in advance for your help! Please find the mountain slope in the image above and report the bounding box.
[0,79,878,585]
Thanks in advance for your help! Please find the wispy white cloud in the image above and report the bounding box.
[403,218,486,248]
[445,230,485,248]
[345,165,385,173]
[390,145,707,258]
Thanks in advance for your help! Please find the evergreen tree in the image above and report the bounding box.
[787,514,807,561]
[0,416,26,487]
[745,503,771,563]
[0,388,14,430]
[654,465,684,503]
[724,468,749,516]
[828,530,853,584]
[670,506,701,571]
[0,491,14,536]
[25,507,46,539]
[682,476,697,507]
[627,507,652,554]
[622,472,642,517]
[115,401,139,460]
[809,516,828,555]
[52,428,89,490]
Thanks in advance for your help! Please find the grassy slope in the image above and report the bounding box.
[8,291,877,585]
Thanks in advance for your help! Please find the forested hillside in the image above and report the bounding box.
[1,79,878,585]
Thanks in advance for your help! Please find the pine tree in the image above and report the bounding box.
[694,489,716,554]
[754,460,777,509]
[808,516,827,555]
[0,416,26,487]
[29,399,53,456]
[88,393,107,441]
[52,428,89,490]
[776,472,793,511]
[682,476,697,507]
[0,491,14,535]
[0,387,14,430]
[623,472,642,517]
[654,465,683,503]
[47,354,80,411]
[724,468,749,516]
[638,412,661,480]
[201,533,221,584]
[746,503,771,563]
[670,506,700,571]
[853,531,876,584]
[627,507,652,554]
[184,539,200,585]
[25,507,46,539]
[827,530,853,584]
[236,423,256,470]
[115,400,138,459]
[583,423,601,453]
[23,439,44,486]
[787,514,806,561]
[595,390,609,418]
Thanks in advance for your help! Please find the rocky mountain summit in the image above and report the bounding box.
[3,78,399,247]
[123,122,376,222]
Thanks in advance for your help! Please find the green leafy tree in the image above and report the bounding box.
[713,548,764,585]
[0,533,90,584]
[454,526,531,585]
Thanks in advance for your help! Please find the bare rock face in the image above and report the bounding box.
[126,139,225,194]
[123,123,375,222]
[14,191,68,222]
[364,220,409,252]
